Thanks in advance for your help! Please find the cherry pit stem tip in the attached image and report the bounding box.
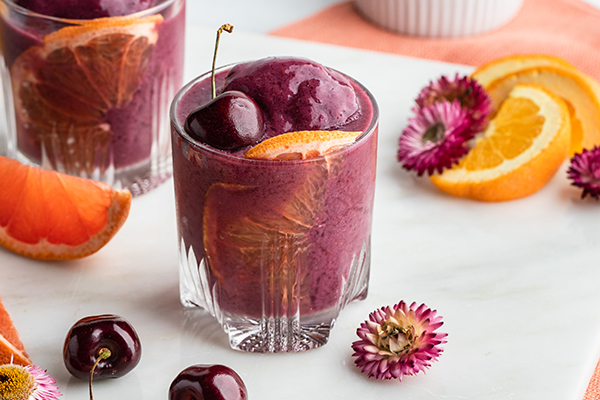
[211,24,234,99]
[89,348,111,400]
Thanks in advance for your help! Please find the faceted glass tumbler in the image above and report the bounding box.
[0,0,185,196]
[170,65,379,352]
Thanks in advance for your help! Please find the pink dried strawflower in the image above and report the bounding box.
[567,146,600,200]
[352,301,447,381]
[398,100,473,176]
[416,74,492,133]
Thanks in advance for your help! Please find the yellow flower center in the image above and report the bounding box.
[377,319,418,356]
[0,365,35,400]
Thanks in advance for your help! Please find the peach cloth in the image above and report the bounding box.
[587,360,600,400]
[271,0,600,398]
[270,0,600,81]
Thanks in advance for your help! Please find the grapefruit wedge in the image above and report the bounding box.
[0,156,131,260]
[0,296,31,366]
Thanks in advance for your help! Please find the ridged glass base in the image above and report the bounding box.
[178,237,370,353]
[223,314,332,353]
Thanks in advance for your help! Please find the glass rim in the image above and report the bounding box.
[170,61,380,165]
[0,0,178,22]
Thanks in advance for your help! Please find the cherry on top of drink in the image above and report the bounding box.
[184,24,266,151]
[185,90,266,151]
[183,24,363,153]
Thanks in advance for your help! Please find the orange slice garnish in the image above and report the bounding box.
[0,296,31,366]
[430,84,571,201]
[0,156,131,260]
[244,130,362,160]
[10,15,163,173]
[471,54,600,154]
[472,54,578,88]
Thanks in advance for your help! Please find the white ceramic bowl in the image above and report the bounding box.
[354,0,524,38]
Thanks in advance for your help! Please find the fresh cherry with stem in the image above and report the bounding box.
[63,314,142,400]
[184,24,265,151]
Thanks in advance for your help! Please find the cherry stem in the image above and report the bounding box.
[211,23,234,99]
[89,348,111,400]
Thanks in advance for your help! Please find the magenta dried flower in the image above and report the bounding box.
[398,100,473,176]
[352,301,447,381]
[416,74,492,133]
[567,146,600,200]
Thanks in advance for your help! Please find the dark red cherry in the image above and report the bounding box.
[63,314,142,380]
[184,90,265,151]
[169,364,248,400]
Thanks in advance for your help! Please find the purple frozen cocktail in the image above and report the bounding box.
[0,0,185,195]
[171,57,378,352]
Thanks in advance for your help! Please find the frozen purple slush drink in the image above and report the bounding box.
[171,57,378,352]
[0,0,185,195]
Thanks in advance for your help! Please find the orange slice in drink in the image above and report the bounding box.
[244,130,362,160]
[471,54,600,154]
[201,156,335,313]
[202,183,309,315]
[10,15,163,172]
[0,297,31,366]
[0,156,131,260]
[203,183,312,282]
[430,84,571,202]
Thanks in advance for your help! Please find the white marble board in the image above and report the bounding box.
[1,25,600,400]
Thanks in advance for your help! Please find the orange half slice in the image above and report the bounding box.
[244,130,362,160]
[430,84,571,201]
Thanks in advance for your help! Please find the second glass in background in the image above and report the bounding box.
[0,0,185,195]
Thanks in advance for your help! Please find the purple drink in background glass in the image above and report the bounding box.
[0,0,185,195]
[171,57,379,353]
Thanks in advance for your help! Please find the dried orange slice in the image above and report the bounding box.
[471,54,600,154]
[430,84,571,201]
[0,156,131,260]
[244,130,362,160]
[0,296,31,366]
[10,15,163,172]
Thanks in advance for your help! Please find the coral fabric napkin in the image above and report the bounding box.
[270,0,600,81]
[271,0,600,398]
